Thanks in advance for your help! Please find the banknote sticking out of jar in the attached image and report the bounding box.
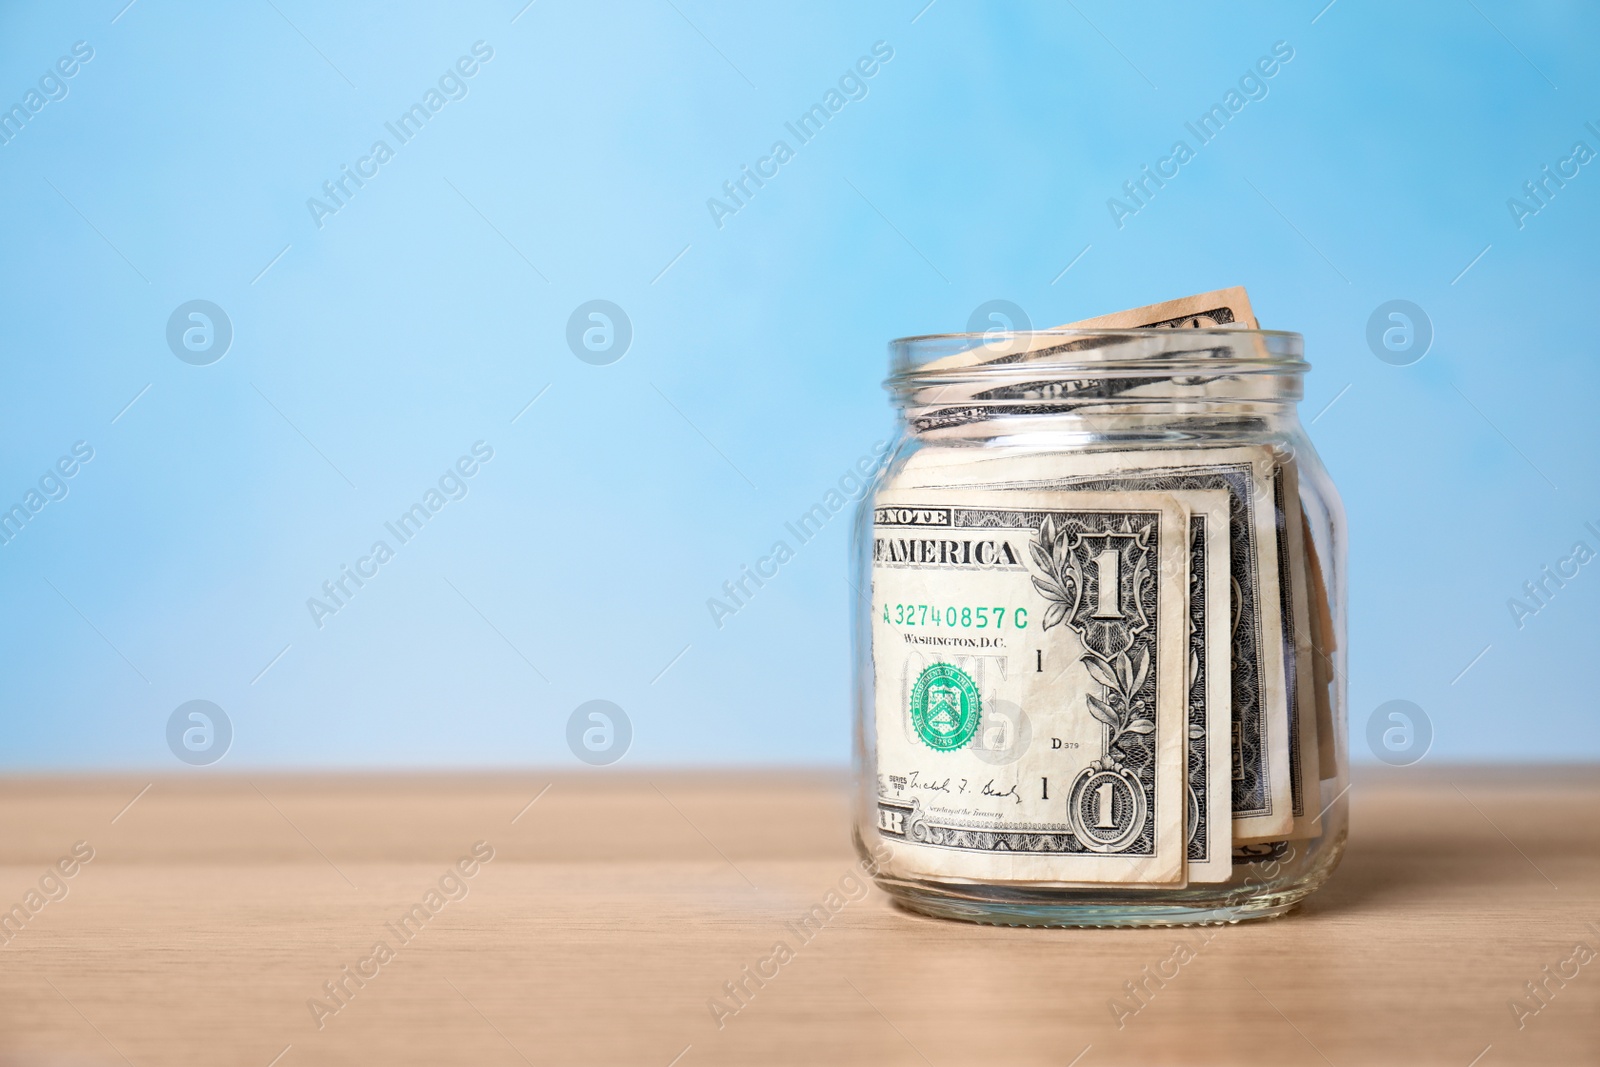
[850,288,1347,927]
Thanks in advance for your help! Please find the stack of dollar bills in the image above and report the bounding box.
[871,288,1336,887]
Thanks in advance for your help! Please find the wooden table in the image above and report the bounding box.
[0,768,1596,1066]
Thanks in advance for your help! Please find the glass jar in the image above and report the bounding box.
[851,327,1346,927]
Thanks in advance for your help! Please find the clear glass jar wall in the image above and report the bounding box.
[851,329,1347,927]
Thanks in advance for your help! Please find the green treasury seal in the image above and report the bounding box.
[909,663,981,752]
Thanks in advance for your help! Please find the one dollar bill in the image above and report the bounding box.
[870,488,1190,884]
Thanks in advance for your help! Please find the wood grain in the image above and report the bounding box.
[0,767,1596,1066]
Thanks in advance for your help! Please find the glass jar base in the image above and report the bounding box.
[879,881,1314,929]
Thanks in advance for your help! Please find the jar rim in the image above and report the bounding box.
[888,328,1307,384]
[891,327,1302,346]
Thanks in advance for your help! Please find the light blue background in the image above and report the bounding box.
[1,1,1595,769]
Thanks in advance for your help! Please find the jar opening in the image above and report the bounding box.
[887,329,1306,428]
[890,328,1304,381]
